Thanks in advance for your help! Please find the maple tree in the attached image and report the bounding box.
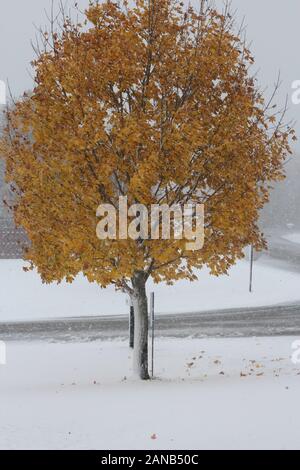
[0,0,295,379]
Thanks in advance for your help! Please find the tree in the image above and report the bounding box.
[0,0,294,379]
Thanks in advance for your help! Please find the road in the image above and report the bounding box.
[1,303,300,342]
[263,228,300,273]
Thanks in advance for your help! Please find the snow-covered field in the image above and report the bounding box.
[0,336,300,450]
[1,258,300,322]
[282,232,300,245]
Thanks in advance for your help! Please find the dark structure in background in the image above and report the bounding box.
[0,160,28,259]
[0,217,28,259]
[0,105,29,259]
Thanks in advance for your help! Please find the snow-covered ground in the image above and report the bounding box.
[282,232,300,245]
[0,336,300,450]
[1,257,300,322]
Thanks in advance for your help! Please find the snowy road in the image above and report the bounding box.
[1,303,300,342]
[264,229,300,272]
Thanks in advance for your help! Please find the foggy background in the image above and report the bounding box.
[0,0,299,230]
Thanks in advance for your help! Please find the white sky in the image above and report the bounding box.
[0,0,299,144]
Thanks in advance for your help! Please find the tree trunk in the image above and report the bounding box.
[130,271,150,380]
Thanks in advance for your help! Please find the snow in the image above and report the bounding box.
[1,257,300,322]
[1,336,300,450]
[282,232,300,245]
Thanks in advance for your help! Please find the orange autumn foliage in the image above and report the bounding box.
[0,0,295,290]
